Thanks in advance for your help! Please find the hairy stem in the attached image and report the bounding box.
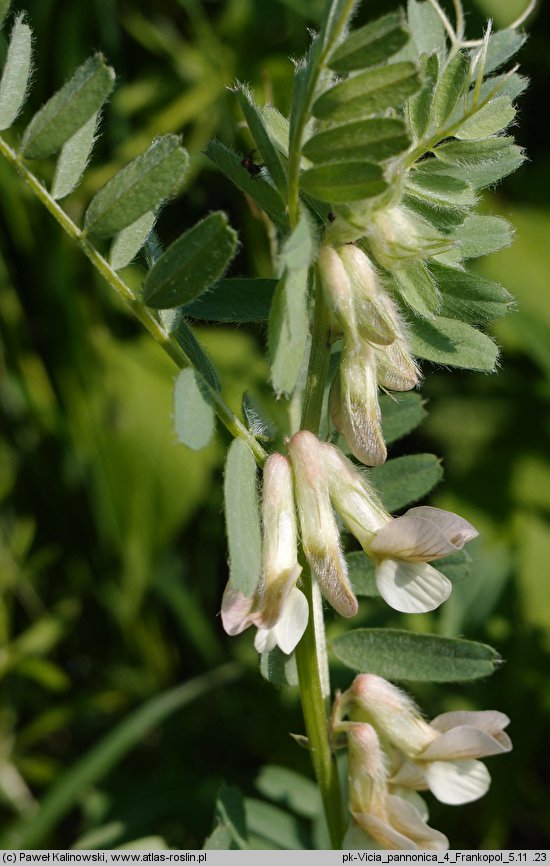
[301,281,333,433]
[295,272,344,849]
[0,134,267,466]
[295,565,345,849]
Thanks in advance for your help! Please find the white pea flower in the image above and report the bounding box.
[221,453,307,654]
[342,721,448,850]
[288,432,476,614]
[323,443,477,613]
[345,674,512,806]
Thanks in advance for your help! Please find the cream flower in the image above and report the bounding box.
[288,432,477,614]
[342,721,448,850]
[324,442,477,613]
[346,674,512,805]
[220,453,307,654]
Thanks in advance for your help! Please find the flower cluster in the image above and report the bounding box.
[221,432,477,654]
[318,243,420,466]
[333,674,512,849]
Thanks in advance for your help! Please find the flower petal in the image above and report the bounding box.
[351,810,417,850]
[422,725,512,760]
[406,507,478,548]
[390,759,428,791]
[425,759,490,805]
[430,709,510,738]
[375,559,452,613]
[387,795,449,850]
[259,563,303,629]
[254,627,277,654]
[371,514,463,562]
[342,821,382,851]
[272,586,309,654]
[391,788,430,822]
[220,582,255,636]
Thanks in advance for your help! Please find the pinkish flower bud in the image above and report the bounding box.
[338,244,398,346]
[288,431,358,617]
[317,244,357,341]
[341,721,448,850]
[345,674,436,755]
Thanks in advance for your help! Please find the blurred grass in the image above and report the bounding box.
[1,0,550,850]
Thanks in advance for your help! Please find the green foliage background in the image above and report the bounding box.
[1,0,549,849]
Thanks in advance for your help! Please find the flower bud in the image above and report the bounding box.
[346,722,388,817]
[342,720,448,850]
[338,244,398,346]
[259,453,303,627]
[317,244,357,340]
[288,431,358,617]
[375,339,421,392]
[345,674,436,755]
[329,341,387,467]
[369,206,451,271]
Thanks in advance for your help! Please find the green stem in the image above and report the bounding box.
[0,134,267,466]
[295,566,344,849]
[301,281,333,433]
[295,273,344,849]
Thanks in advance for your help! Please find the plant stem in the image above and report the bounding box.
[295,272,344,849]
[301,281,333,433]
[295,566,345,849]
[0,134,267,466]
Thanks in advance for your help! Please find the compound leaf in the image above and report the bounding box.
[303,117,409,164]
[329,11,409,72]
[409,314,499,371]
[369,453,443,511]
[312,62,420,123]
